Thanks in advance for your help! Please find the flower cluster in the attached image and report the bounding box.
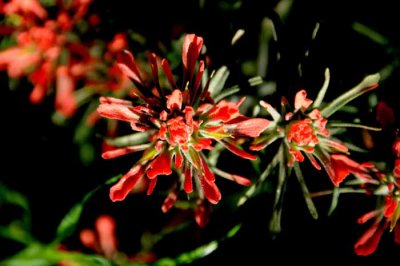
[352,138,400,255]
[251,89,351,186]
[98,34,270,225]
[0,0,130,118]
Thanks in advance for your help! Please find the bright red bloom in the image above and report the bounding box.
[98,34,269,219]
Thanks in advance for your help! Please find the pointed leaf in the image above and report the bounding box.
[321,73,380,118]
[313,68,330,108]
[54,175,121,243]
[294,163,318,219]
[208,66,230,98]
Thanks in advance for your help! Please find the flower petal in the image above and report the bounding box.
[294,90,313,111]
[182,34,203,81]
[161,189,178,213]
[98,98,139,122]
[166,89,182,111]
[110,165,144,202]
[102,144,150,159]
[184,166,193,193]
[199,175,221,204]
[354,222,385,256]
[117,50,144,86]
[225,118,271,137]
[330,154,364,186]
[220,140,256,160]
[195,201,210,227]
[147,152,172,179]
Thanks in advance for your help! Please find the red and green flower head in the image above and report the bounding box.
[98,34,269,223]
[251,70,380,187]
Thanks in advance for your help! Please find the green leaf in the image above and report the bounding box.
[105,132,151,147]
[328,122,381,131]
[313,68,330,108]
[0,183,29,211]
[269,149,287,234]
[237,146,281,206]
[208,66,230,98]
[54,174,121,243]
[293,163,318,219]
[321,73,380,118]
[213,85,240,103]
[328,186,340,216]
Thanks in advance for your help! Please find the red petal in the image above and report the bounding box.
[354,222,385,256]
[229,174,251,186]
[166,89,182,111]
[200,155,215,182]
[95,215,118,259]
[98,99,138,122]
[147,153,172,179]
[195,201,210,227]
[55,66,76,118]
[161,190,178,213]
[147,178,157,195]
[110,165,144,202]
[182,34,203,81]
[221,140,256,160]
[394,224,400,244]
[330,154,363,186]
[102,145,149,159]
[384,196,397,218]
[184,166,193,193]
[117,50,144,85]
[161,59,177,89]
[226,118,270,137]
[294,89,313,111]
[199,175,221,204]
[376,101,395,130]
[174,149,183,169]
[79,229,97,250]
[357,210,380,224]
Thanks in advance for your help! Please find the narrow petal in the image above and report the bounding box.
[384,196,397,218]
[95,215,118,259]
[55,66,76,117]
[225,118,271,137]
[110,165,144,202]
[161,59,177,89]
[98,101,139,122]
[354,222,385,256]
[294,90,313,111]
[330,154,364,186]
[147,178,157,195]
[161,189,178,213]
[220,140,256,160]
[79,229,97,250]
[199,174,221,204]
[102,145,150,159]
[117,50,144,86]
[394,224,400,244]
[200,155,215,182]
[195,201,210,227]
[357,210,380,224]
[147,153,172,179]
[184,166,193,193]
[182,34,203,81]
[166,89,182,111]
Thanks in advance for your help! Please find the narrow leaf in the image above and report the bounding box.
[328,186,340,216]
[321,73,380,118]
[105,131,151,147]
[208,66,230,98]
[294,163,319,219]
[54,175,121,243]
[313,68,330,108]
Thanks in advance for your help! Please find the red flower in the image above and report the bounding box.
[98,34,270,218]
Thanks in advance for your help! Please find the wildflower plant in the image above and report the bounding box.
[2,0,400,264]
[98,34,270,225]
[239,69,381,233]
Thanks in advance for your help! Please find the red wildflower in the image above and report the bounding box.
[98,34,269,218]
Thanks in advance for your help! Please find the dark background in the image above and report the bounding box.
[2,0,400,263]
